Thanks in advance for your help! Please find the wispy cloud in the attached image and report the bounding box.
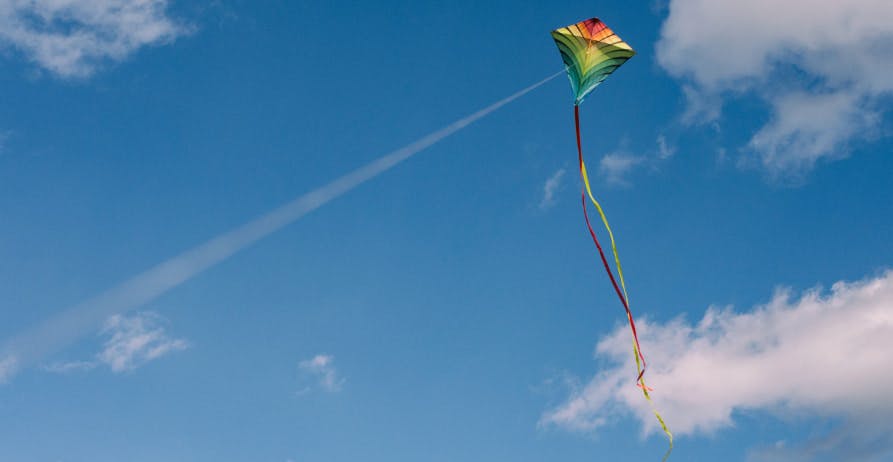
[43,311,188,375]
[298,354,344,393]
[656,135,676,159]
[0,0,188,78]
[585,138,675,187]
[657,0,893,178]
[0,355,18,384]
[598,153,645,187]
[542,270,893,459]
[539,168,566,210]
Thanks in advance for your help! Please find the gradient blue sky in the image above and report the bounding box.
[2,1,893,461]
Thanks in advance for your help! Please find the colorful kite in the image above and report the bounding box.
[551,17,673,457]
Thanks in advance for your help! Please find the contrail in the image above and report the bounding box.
[0,70,563,380]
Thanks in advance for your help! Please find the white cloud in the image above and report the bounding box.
[0,0,187,78]
[599,153,645,186]
[96,311,188,373]
[539,168,566,210]
[657,0,893,176]
[298,354,343,393]
[542,271,893,458]
[747,90,879,177]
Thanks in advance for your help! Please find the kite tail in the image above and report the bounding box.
[573,105,674,457]
[573,105,644,371]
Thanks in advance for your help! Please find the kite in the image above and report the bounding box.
[551,18,673,458]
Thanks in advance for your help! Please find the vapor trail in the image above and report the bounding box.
[0,70,563,381]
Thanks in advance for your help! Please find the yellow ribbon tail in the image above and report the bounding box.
[574,105,673,457]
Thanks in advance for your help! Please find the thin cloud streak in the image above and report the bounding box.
[42,360,97,374]
[0,70,564,382]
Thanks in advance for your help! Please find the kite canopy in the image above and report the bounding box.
[551,18,635,105]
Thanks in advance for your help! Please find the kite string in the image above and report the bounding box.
[573,104,673,458]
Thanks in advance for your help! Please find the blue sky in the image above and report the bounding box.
[1,1,892,461]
